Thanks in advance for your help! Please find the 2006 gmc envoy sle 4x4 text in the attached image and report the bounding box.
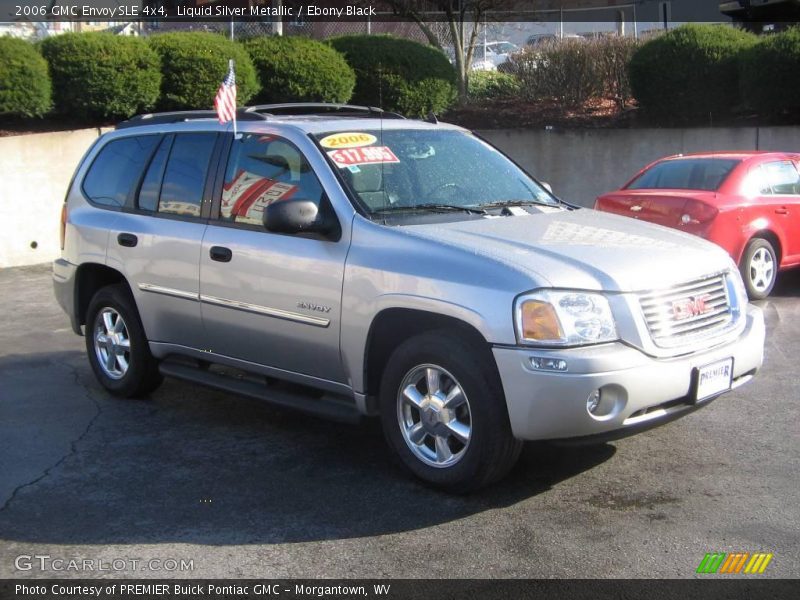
[53,104,765,492]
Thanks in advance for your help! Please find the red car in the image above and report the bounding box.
[595,152,800,299]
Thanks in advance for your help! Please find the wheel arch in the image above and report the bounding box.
[361,307,498,401]
[735,223,784,265]
[75,263,131,330]
[746,229,782,266]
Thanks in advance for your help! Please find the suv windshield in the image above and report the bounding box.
[627,158,740,192]
[315,129,557,216]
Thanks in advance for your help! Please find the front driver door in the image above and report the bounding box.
[199,132,349,385]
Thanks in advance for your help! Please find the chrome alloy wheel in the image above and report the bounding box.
[397,364,472,468]
[749,247,775,293]
[93,307,131,380]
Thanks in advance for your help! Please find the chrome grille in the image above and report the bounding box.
[638,274,733,348]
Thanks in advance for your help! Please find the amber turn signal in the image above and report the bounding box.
[520,300,564,341]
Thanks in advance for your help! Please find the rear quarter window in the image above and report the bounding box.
[82,136,160,208]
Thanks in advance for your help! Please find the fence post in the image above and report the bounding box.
[275,0,283,36]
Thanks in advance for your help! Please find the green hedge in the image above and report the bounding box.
[468,71,520,101]
[40,33,160,120]
[741,27,800,115]
[629,24,756,120]
[244,36,355,104]
[0,37,51,117]
[328,34,456,116]
[148,32,258,110]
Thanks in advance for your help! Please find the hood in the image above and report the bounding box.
[403,208,733,292]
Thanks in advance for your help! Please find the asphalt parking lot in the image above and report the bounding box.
[0,263,798,579]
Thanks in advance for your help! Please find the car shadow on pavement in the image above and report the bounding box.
[0,350,615,545]
[770,268,800,298]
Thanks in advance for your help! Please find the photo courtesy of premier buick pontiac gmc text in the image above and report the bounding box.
[52,104,765,492]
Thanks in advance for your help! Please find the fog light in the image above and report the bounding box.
[530,357,568,372]
[587,389,601,414]
[681,214,692,225]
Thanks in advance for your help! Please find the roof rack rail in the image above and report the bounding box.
[116,103,407,130]
[244,103,406,119]
[116,109,269,129]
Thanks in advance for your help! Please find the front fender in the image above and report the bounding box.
[340,293,506,396]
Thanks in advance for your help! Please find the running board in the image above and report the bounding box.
[159,360,362,424]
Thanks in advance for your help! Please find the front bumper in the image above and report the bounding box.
[493,304,765,441]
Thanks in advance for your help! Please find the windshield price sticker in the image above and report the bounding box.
[328,147,400,167]
[319,132,377,149]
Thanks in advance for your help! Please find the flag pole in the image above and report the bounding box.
[230,59,238,138]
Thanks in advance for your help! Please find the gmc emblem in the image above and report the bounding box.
[672,294,712,321]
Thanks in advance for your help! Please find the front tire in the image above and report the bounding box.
[740,238,777,300]
[85,284,162,398]
[379,330,522,493]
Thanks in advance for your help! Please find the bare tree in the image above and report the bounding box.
[383,0,513,103]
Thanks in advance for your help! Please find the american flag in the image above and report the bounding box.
[214,61,237,124]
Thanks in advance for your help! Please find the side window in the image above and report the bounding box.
[157,133,217,218]
[82,136,160,208]
[137,135,172,212]
[763,161,800,195]
[220,133,324,227]
[744,165,773,196]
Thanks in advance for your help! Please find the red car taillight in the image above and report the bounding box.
[59,203,67,250]
[594,195,617,211]
[680,199,718,226]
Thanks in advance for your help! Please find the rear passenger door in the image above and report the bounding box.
[104,131,222,349]
[760,160,800,263]
[199,132,349,385]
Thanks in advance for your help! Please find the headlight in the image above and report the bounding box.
[727,263,748,307]
[726,265,748,321]
[515,290,618,346]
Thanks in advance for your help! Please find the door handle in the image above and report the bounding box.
[775,207,789,215]
[209,246,233,262]
[117,233,138,247]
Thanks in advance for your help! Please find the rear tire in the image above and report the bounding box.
[379,330,522,493]
[739,238,777,300]
[85,284,162,398]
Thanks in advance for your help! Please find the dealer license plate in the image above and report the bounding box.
[694,358,733,402]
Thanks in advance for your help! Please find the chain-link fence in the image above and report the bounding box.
[137,15,638,51]
[187,19,449,46]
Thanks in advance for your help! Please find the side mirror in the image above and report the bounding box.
[541,182,553,194]
[263,198,319,234]
[263,198,339,239]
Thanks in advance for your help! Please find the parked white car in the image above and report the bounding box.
[472,41,519,70]
[445,41,520,71]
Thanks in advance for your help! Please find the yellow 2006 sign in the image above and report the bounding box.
[319,132,377,149]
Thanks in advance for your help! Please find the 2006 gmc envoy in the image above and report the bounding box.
[53,104,765,492]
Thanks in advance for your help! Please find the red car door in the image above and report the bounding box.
[761,159,800,266]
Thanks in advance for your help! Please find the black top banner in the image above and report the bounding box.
[1,0,797,23]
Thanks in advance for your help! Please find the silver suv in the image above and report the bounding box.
[54,104,765,492]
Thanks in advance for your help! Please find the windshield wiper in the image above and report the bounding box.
[477,199,560,210]
[373,203,487,215]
